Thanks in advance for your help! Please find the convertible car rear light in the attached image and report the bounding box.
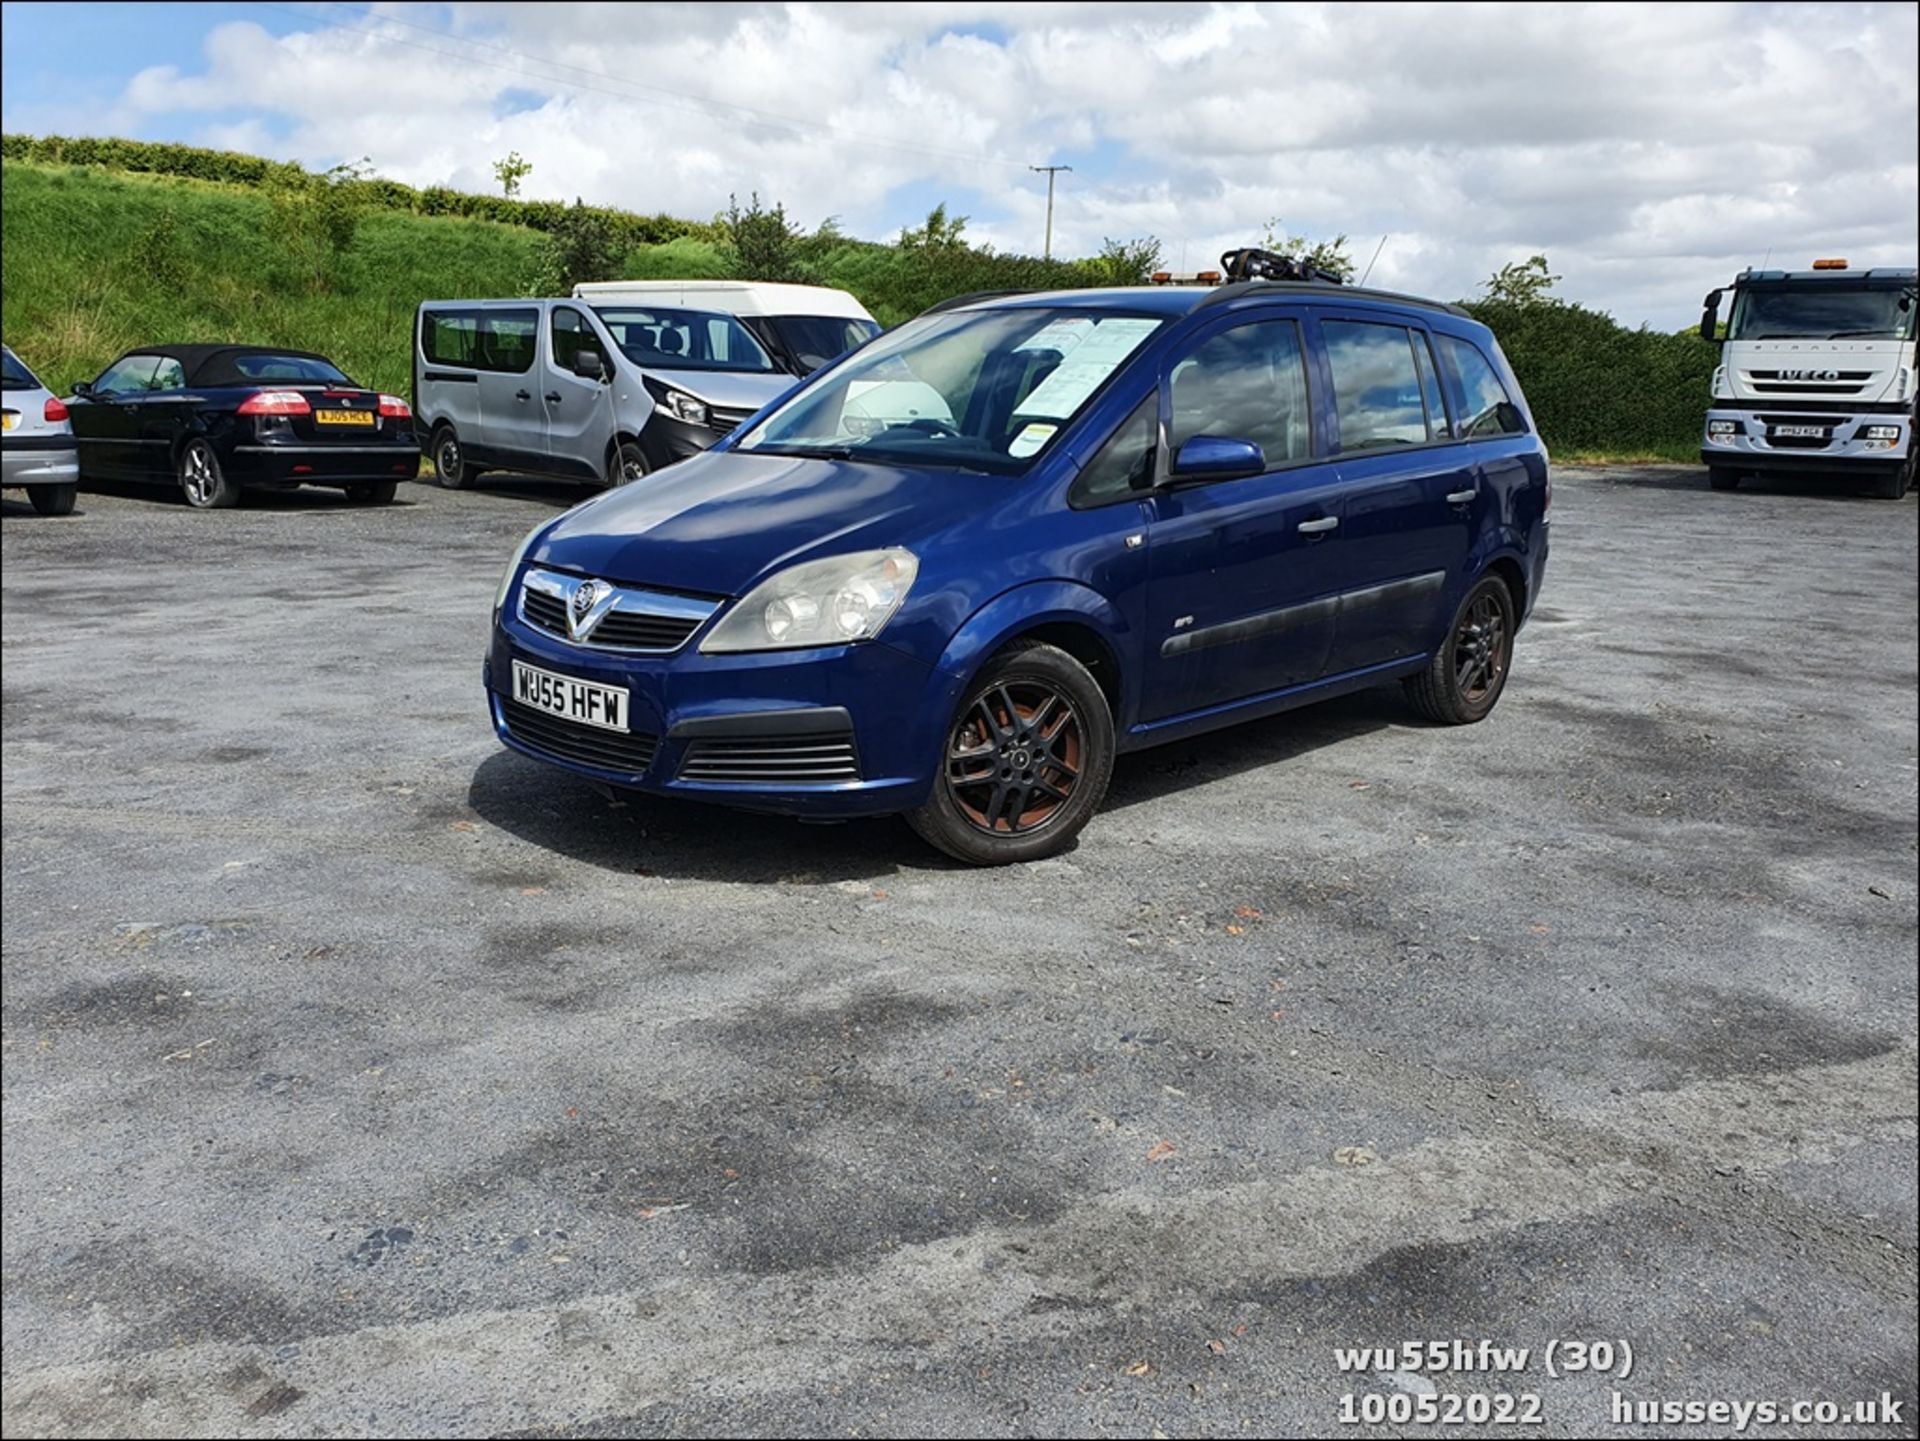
[377,394,411,418]
[238,390,313,416]
[43,396,68,422]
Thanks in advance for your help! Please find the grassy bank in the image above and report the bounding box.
[1,162,542,395]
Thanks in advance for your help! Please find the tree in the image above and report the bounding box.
[1482,254,1561,307]
[492,151,532,199]
[720,192,800,281]
[266,157,371,294]
[899,203,970,253]
[532,197,622,293]
[1260,217,1354,282]
[1081,236,1164,285]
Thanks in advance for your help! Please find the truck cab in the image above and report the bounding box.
[1699,260,1917,498]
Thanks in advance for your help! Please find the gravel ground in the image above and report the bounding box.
[2,464,1915,1439]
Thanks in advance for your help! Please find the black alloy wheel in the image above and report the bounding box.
[1403,575,1517,725]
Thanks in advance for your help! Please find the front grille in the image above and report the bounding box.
[679,731,861,784]
[709,406,755,432]
[587,611,702,650]
[523,588,569,635]
[518,574,713,653]
[502,699,659,776]
[1768,433,1834,449]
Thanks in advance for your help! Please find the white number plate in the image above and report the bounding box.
[1771,424,1827,439]
[511,660,628,733]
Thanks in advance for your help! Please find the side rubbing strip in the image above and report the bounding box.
[1161,571,1445,657]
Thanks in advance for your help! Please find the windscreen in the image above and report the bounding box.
[1728,285,1917,341]
[592,306,779,373]
[736,307,1164,474]
[771,315,883,374]
[2,349,38,390]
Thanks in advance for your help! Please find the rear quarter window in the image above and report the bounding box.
[423,310,481,368]
[1435,334,1527,438]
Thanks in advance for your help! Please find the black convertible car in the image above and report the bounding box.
[65,345,420,508]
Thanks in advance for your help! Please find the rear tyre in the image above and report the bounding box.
[1707,467,1741,491]
[609,440,648,487]
[907,640,1114,866]
[1403,575,1517,726]
[178,439,240,509]
[346,480,399,505]
[28,483,77,516]
[432,424,474,489]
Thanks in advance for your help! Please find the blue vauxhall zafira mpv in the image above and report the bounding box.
[483,251,1551,864]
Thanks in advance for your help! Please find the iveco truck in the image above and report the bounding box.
[1698,260,1916,498]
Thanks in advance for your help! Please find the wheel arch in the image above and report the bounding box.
[932,580,1133,726]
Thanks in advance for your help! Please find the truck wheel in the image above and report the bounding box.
[29,483,77,516]
[1868,469,1907,500]
[907,641,1115,866]
[1707,467,1740,491]
[432,424,474,489]
[1404,575,1516,725]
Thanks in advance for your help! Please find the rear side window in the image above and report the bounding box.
[1167,319,1312,469]
[1434,334,1526,437]
[1323,321,1441,449]
[423,310,480,368]
[480,310,538,373]
[147,357,187,391]
[1070,395,1158,507]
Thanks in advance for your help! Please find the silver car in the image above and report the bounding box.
[414,298,796,491]
[2,345,80,515]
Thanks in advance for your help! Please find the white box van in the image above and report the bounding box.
[571,281,880,378]
[414,296,801,490]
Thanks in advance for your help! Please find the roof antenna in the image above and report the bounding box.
[1359,234,1388,287]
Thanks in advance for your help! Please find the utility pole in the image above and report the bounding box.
[1030,164,1072,259]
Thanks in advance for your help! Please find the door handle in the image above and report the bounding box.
[544,392,562,404]
[1297,516,1340,534]
[1446,487,1479,504]
[515,389,531,401]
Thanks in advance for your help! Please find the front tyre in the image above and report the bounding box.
[907,640,1114,866]
[609,440,648,487]
[178,439,240,509]
[1403,575,1517,725]
[28,483,78,516]
[1707,467,1741,491]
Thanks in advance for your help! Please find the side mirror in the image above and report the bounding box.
[72,380,94,398]
[1494,401,1526,434]
[1699,289,1723,343]
[1168,434,1266,483]
[572,348,607,381]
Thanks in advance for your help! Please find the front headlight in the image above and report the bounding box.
[658,389,709,427]
[493,521,546,618]
[1863,425,1901,440]
[701,548,919,653]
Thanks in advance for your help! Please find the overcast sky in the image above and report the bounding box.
[3,1,1915,327]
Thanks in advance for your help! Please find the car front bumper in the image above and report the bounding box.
[1,436,80,486]
[1701,409,1910,476]
[484,610,948,819]
[636,414,732,472]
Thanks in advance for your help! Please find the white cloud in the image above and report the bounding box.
[80,2,1920,324]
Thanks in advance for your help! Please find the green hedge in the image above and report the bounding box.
[1,133,715,252]
[1463,299,1715,459]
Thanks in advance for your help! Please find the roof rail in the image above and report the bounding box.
[919,289,1028,316]
[1190,279,1472,319]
